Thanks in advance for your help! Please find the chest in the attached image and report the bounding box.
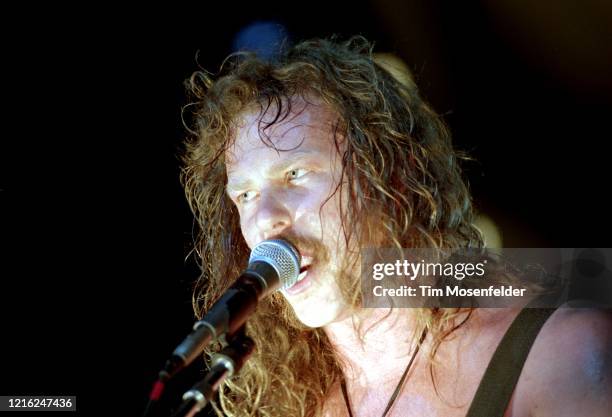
[326,315,533,417]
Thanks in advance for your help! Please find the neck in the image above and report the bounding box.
[323,308,422,389]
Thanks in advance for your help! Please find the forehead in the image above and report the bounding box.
[225,98,340,168]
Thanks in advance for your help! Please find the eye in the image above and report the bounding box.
[287,168,309,181]
[236,190,257,204]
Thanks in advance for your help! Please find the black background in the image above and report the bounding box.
[2,1,611,415]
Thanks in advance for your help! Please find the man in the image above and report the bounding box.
[181,38,611,416]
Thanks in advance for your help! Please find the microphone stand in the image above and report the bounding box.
[143,240,298,417]
[170,327,255,417]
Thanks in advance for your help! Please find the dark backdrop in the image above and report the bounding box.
[2,1,611,415]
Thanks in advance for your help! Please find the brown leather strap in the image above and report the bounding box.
[465,307,556,417]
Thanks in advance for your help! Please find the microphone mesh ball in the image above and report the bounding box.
[249,240,301,289]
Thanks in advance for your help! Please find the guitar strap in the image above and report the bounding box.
[465,306,557,417]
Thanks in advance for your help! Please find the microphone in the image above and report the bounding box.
[162,239,301,380]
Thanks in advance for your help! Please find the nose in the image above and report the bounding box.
[252,191,292,242]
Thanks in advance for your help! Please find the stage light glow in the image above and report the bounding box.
[474,214,503,248]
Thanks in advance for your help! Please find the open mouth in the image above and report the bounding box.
[283,259,314,295]
[297,265,310,282]
[296,253,313,282]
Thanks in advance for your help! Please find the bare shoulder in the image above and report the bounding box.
[514,305,612,417]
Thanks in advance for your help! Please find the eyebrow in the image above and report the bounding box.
[226,149,321,193]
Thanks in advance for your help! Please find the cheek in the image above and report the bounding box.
[319,195,344,235]
[295,188,345,245]
[239,214,252,248]
[238,208,260,249]
[294,191,323,233]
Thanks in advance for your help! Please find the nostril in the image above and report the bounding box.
[272,220,288,229]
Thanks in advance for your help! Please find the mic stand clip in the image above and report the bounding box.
[171,327,255,417]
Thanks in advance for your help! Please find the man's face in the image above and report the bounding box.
[225,99,352,328]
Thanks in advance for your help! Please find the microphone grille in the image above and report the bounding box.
[249,239,301,289]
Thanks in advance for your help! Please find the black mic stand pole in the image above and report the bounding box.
[171,327,255,417]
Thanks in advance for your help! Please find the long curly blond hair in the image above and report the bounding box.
[181,37,484,417]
